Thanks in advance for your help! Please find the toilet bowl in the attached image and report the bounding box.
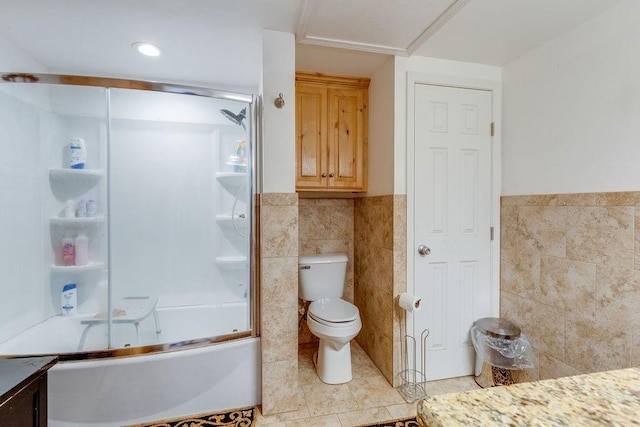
[307,297,362,384]
[298,253,362,384]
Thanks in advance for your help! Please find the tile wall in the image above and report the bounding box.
[260,193,299,415]
[298,198,355,344]
[354,195,407,386]
[500,192,640,381]
[297,195,407,386]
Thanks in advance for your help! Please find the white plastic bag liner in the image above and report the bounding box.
[471,324,535,370]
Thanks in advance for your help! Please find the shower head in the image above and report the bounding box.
[220,107,246,130]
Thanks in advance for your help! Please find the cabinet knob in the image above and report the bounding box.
[322,173,327,178]
[329,173,335,178]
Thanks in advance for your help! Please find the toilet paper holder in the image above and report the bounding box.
[397,328,430,403]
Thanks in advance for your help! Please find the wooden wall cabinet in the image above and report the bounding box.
[295,72,370,192]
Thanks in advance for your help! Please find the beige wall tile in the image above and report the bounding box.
[260,192,299,415]
[566,206,633,268]
[631,332,640,367]
[262,204,298,258]
[537,353,582,380]
[517,297,565,360]
[262,193,299,206]
[500,239,540,299]
[262,306,299,364]
[262,359,299,415]
[298,203,353,241]
[501,192,640,380]
[261,256,299,309]
[539,256,596,316]
[501,194,596,206]
[596,191,640,206]
[517,206,567,257]
[499,291,519,322]
[635,208,640,271]
[596,265,640,330]
[565,314,630,373]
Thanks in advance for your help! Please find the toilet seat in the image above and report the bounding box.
[308,298,359,326]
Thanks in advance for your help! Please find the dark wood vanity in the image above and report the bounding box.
[0,356,57,427]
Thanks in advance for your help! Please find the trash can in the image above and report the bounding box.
[471,317,534,388]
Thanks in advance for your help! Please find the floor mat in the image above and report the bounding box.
[123,406,256,427]
[360,417,419,427]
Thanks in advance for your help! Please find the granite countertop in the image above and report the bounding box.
[418,367,640,426]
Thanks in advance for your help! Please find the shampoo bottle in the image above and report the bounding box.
[74,234,89,266]
[69,138,86,169]
[62,237,75,266]
[61,283,77,316]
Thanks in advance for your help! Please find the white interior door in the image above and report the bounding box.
[412,83,493,380]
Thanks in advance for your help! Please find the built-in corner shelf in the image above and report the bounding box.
[49,216,106,226]
[49,168,105,181]
[50,262,105,274]
[215,172,247,193]
[214,256,247,270]
[215,214,249,230]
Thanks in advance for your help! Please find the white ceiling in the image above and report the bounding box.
[0,0,624,89]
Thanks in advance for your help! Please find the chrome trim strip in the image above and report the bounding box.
[1,331,253,362]
[1,72,253,102]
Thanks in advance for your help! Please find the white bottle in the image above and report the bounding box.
[74,234,89,266]
[69,138,86,169]
[63,200,75,218]
[62,283,77,317]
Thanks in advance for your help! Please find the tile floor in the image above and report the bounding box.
[256,342,479,427]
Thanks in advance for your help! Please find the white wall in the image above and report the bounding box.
[0,37,47,72]
[367,57,395,196]
[394,56,502,194]
[260,30,295,193]
[502,0,640,195]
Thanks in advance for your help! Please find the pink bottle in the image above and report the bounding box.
[62,238,75,266]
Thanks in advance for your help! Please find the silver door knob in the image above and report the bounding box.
[418,245,431,256]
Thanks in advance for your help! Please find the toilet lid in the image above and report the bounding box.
[308,298,359,323]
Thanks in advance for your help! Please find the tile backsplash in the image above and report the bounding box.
[500,192,640,380]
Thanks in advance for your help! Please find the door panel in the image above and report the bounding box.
[296,84,327,188]
[328,88,365,190]
[413,84,492,380]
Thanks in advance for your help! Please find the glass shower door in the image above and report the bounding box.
[107,88,252,348]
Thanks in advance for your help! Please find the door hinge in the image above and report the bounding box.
[490,226,494,241]
[490,122,495,137]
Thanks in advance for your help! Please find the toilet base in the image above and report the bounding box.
[313,339,353,384]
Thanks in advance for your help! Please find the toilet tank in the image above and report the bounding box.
[298,253,348,301]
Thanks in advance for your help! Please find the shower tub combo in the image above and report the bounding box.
[0,73,261,426]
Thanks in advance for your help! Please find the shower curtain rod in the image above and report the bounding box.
[1,72,253,103]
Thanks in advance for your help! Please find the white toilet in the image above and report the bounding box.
[298,253,362,384]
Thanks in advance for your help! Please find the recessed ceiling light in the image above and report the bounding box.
[132,42,162,57]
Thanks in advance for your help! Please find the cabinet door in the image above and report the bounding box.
[295,84,328,189]
[328,88,367,191]
[0,374,47,427]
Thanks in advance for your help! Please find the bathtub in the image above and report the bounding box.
[48,337,260,427]
[0,303,260,427]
